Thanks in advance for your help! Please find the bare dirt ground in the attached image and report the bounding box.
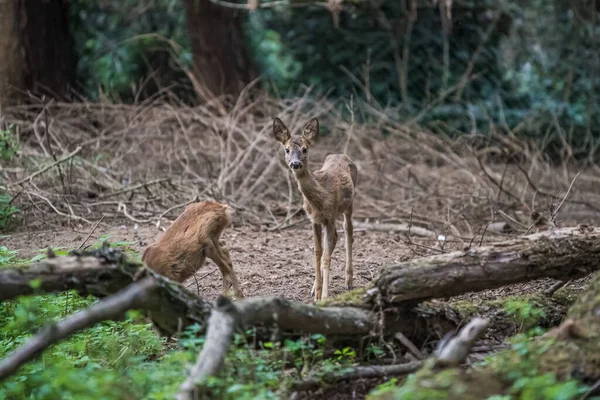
[2,218,413,303]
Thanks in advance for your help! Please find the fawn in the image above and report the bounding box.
[272,117,358,301]
[142,201,244,298]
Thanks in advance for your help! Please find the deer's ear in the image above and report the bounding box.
[273,118,291,144]
[301,118,319,145]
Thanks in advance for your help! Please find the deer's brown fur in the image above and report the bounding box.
[273,117,358,301]
[142,201,244,298]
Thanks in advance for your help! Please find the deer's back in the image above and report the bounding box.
[142,201,232,281]
[321,154,358,187]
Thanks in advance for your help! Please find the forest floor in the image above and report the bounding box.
[4,216,592,306]
[3,218,416,302]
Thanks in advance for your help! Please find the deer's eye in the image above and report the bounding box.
[285,148,290,154]
[302,148,307,154]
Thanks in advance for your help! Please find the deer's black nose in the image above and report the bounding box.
[290,161,302,170]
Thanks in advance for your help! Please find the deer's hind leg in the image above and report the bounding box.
[321,222,338,300]
[343,206,354,291]
[207,239,244,299]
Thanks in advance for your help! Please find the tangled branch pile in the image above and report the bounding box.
[2,90,599,239]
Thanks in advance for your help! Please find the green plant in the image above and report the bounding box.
[504,300,547,331]
[334,346,356,361]
[0,246,19,265]
[0,124,19,161]
[0,194,19,231]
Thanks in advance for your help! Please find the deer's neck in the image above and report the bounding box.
[293,169,323,207]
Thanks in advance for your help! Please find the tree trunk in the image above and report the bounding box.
[185,0,254,99]
[17,0,76,99]
[0,0,75,105]
[0,0,24,103]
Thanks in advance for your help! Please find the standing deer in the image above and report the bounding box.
[142,201,244,298]
[272,117,358,301]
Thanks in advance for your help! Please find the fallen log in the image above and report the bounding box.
[372,226,600,305]
[0,244,215,336]
[367,271,600,400]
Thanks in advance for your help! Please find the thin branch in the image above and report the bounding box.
[0,277,157,382]
[8,146,82,187]
[394,332,424,359]
[354,221,435,238]
[75,214,106,251]
[477,156,529,211]
[98,178,169,200]
[291,361,424,391]
[552,172,581,221]
[496,210,528,229]
[544,279,572,297]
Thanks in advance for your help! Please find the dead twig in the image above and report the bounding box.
[551,171,581,223]
[75,215,106,251]
[544,279,572,297]
[353,221,435,238]
[394,332,424,359]
[99,178,169,200]
[291,361,424,391]
[9,146,82,187]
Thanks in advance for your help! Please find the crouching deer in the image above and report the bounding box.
[272,117,358,301]
[142,201,244,298]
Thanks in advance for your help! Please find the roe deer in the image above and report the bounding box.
[142,201,244,298]
[272,117,358,301]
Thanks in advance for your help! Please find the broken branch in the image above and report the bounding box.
[177,296,240,400]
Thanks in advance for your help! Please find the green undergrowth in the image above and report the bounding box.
[367,279,599,400]
[450,291,577,333]
[367,327,596,400]
[0,242,366,399]
[0,124,20,232]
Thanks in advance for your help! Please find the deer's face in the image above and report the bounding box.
[272,118,319,172]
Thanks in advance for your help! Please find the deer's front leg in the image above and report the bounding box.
[343,208,354,291]
[321,223,338,300]
[311,223,323,301]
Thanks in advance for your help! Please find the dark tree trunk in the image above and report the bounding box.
[0,0,75,105]
[0,0,24,103]
[185,0,254,99]
[17,0,76,100]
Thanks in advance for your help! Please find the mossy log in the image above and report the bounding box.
[372,226,600,305]
[367,271,600,400]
